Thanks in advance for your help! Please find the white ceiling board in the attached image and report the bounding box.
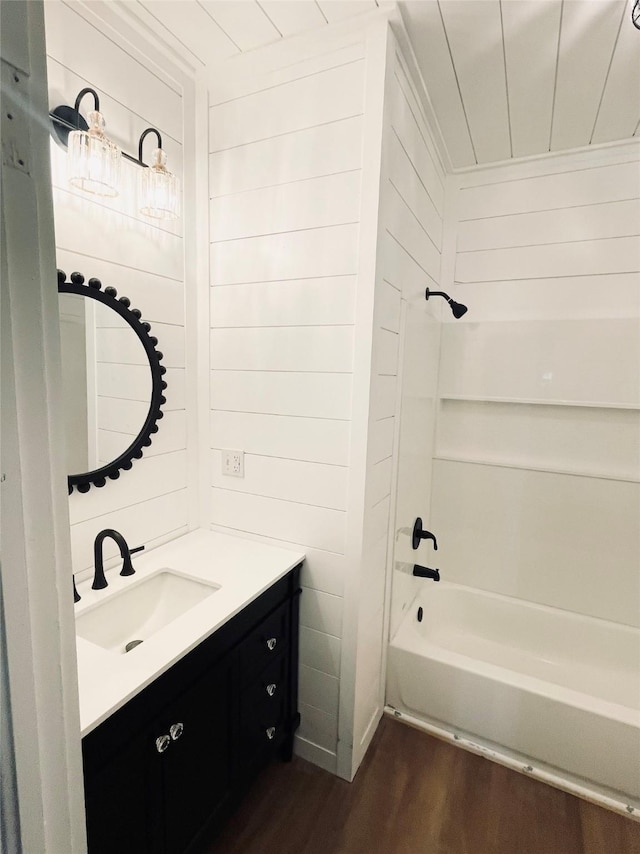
[400,0,638,168]
[438,0,511,164]
[317,1,378,24]
[550,0,626,152]
[258,0,327,36]
[400,1,475,168]
[502,0,562,159]
[116,0,640,169]
[591,8,640,144]
[198,1,281,51]
[139,0,240,64]
[123,1,203,72]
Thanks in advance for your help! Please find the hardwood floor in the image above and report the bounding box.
[205,716,640,854]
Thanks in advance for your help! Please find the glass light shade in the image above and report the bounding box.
[67,110,120,197]
[140,148,180,219]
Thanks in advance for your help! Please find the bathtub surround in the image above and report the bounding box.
[432,143,640,628]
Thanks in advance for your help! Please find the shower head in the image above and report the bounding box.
[450,300,468,318]
[425,288,468,319]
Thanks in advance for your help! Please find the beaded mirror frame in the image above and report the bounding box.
[57,269,166,494]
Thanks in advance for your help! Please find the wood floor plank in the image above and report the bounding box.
[580,799,640,854]
[204,717,640,854]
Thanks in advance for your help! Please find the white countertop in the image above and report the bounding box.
[74,529,305,736]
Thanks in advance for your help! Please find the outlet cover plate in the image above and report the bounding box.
[222,449,244,477]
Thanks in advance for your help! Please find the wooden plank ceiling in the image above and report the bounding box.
[127,0,380,66]
[124,0,640,169]
[401,0,640,168]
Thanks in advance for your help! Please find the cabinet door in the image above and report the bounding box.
[84,727,161,854]
[161,660,233,854]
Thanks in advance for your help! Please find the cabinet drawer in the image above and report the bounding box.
[239,602,289,687]
[239,691,285,767]
[240,655,287,724]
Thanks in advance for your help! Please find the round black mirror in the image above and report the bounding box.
[57,269,166,494]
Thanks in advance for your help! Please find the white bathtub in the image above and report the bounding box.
[386,582,640,811]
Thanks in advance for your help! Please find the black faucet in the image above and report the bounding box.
[92,529,145,590]
[413,564,440,582]
[412,517,438,550]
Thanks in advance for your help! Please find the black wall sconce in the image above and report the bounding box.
[50,87,180,219]
[633,0,640,29]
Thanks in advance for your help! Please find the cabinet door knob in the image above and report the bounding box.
[169,722,184,741]
[266,727,276,740]
[266,683,277,697]
[155,735,171,754]
[266,637,277,651]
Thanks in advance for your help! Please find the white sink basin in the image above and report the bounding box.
[76,570,220,654]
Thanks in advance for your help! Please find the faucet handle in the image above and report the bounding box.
[412,518,438,551]
[120,544,144,576]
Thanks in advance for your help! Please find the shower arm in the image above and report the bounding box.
[425,288,468,318]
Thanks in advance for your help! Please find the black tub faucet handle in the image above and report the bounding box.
[412,518,438,551]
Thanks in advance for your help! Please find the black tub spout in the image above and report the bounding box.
[413,565,440,582]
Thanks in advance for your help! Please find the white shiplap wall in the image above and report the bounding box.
[375,28,449,647]
[45,0,191,579]
[432,142,640,627]
[208,37,367,774]
[350,31,447,767]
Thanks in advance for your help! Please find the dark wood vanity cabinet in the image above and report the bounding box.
[82,564,302,854]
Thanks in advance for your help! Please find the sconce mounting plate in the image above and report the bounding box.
[50,104,88,150]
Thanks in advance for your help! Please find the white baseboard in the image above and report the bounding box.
[293,734,338,775]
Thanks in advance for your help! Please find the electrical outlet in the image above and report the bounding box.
[222,449,244,477]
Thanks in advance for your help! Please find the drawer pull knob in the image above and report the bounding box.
[266,726,276,740]
[266,637,277,651]
[266,683,277,697]
[170,722,184,741]
[155,735,171,754]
